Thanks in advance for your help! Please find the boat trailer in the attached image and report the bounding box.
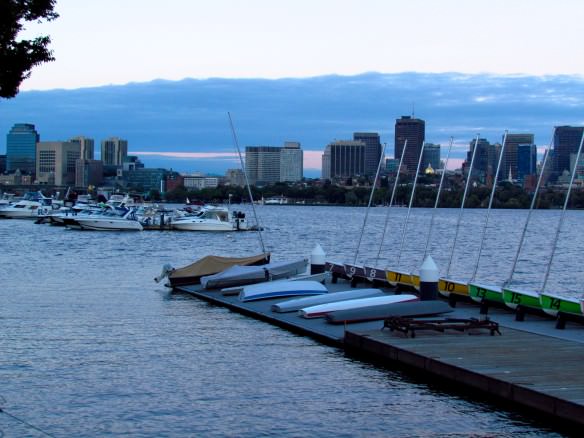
[383,317,501,338]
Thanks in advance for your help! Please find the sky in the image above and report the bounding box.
[20,0,584,90]
[8,0,584,176]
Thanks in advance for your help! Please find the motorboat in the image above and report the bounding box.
[75,208,143,231]
[239,280,327,302]
[0,191,53,219]
[155,253,271,287]
[171,207,248,231]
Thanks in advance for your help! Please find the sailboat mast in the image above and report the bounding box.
[422,136,454,261]
[470,130,508,281]
[540,131,584,294]
[353,142,387,265]
[376,139,408,260]
[396,142,426,267]
[446,133,480,277]
[504,128,556,286]
[227,112,266,254]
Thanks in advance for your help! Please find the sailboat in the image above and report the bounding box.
[438,134,480,299]
[502,129,584,317]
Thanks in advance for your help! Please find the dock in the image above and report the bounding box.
[176,279,584,428]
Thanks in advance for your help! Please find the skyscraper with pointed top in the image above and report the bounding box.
[394,116,425,174]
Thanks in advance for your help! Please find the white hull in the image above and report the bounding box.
[272,288,384,313]
[76,218,143,231]
[300,294,419,319]
[0,208,40,219]
[172,220,234,231]
[239,280,327,302]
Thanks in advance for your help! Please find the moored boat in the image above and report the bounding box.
[239,280,327,302]
[271,288,384,313]
[539,293,583,318]
[299,293,418,319]
[75,208,143,231]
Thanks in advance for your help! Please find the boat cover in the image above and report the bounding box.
[325,300,453,324]
[201,258,308,290]
[168,253,270,287]
[271,288,385,313]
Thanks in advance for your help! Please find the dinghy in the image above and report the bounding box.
[539,293,584,318]
[326,300,452,324]
[271,288,385,313]
[239,280,327,302]
[299,294,418,319]
[201,259,308,289]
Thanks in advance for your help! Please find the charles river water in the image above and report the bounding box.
[2,205,582,437]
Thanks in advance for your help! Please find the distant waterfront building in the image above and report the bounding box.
[395,116,425,174]
[517,144,537,182]
[70,136,95,160]
[124,168,168,192]
[280,141,303,182]
[183,175,219,189]
[165,173,184,192]
[321,140,365,180]
[36,141,81,186]
[225,168,246,187]
[353,132,382,176]
[553,126,584,179]
[75,159,103,188]
[502,133,535,181]
[101,137,128,166]
[123,155,145,171]
[465,138,499,185]
[421,143,441,171]
[385,158,400,175]
[245,146,281,186]
[0,155,6,173]
[6,123,39,174]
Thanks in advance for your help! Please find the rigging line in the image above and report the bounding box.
[445,133,480,277]
[0,408,56,438]
[227,112,266,254]
[396,141,426,268]
[376,139,408,261]
[422,136,454,261]
[504,128,556,286]
[540,130,584,295]
[353,142,387,265]
[471,130,508,282]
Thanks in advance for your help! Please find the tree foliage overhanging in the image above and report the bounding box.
[0,0,58,98]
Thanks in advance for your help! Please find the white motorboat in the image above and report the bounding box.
[0,191,53,219]
[75,208,143,231]
[299,294,419,319]
[171,207,247,231]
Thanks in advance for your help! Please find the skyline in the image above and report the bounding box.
[17,0,584,91]
[2,72,584,177]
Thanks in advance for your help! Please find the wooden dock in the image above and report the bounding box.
[176,280,584,428]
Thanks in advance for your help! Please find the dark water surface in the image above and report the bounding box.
[1,205,579,437]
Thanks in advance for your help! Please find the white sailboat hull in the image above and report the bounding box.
[300,294,419,318]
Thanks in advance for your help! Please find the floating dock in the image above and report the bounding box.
[176,280,584,428]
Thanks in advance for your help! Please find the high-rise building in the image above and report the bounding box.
[245,146,281,186]
[6,123,39,174]
[465,138,499,184]
[321,140,365,180]
[36,141,81,185]
[70,136,95,160]
[280,141,303,182]
[421,143,441,171]
[517,144,537,182]
[101,137,128,166]
[553,126,584,178]
[225,168,246,187]
[0,155,6,173]
[394,116,425,174]
[353,132,382,176]
[75,159,103,188]
[502,133,535,180]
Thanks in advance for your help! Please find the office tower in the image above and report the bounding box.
[245,146,281,186]
[553,126,584,177]
[70,136,95,160]
[6,123,39,174]
[502,133,535,180]
[101,137,128,166]
[385,158,400,175]
[36,141,81,185]
[394,116,425,174]
[75,159,103,188]
[280,141,303,182]
[353,132,381,176]
[465,138,499,184]
[422,143,441,171]
[517,144,537,182]
[321,140,365,179]
[0,155,6,173]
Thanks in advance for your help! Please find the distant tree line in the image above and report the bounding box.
[162,179,584,210]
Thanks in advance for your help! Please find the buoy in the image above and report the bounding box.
[419,255,439,301]
[310,244,326,275]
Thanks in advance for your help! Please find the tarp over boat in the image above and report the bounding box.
[201,258,308,290]
[168,253,270,287]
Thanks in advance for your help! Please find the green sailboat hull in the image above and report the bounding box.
[468,283,504,304]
